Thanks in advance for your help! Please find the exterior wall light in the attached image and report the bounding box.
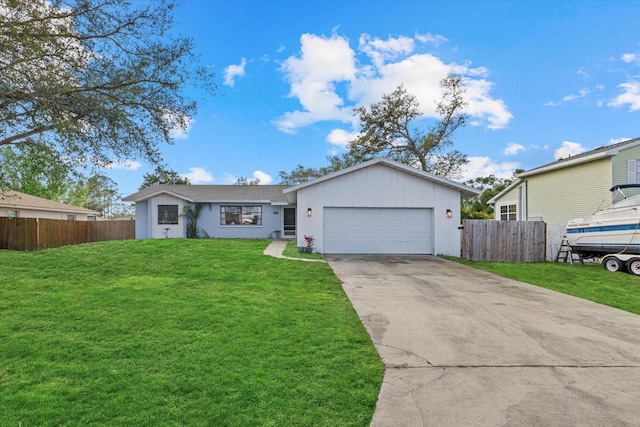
[446,209,453,219]
[307,208,312,217]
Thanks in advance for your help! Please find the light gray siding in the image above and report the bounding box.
[134,201,149,239]
[296,163,462,256]
[149,194,185,238]
[196,203,284,239]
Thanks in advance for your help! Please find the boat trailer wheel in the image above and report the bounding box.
[602,256,623,273]
[626,258,640,276]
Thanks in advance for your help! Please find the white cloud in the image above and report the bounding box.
[609,137,632,145]
[609,81,640,111]
[181,167,214,184]
[562,87,590,102]
[577,68,590,78]
[253,170,272,184]
[622,53,638,63]
[554,141,586,160]
[503,143,525,156]
[223,57,247,87]
[108,160,142,171]
[163,110,194,140]
[461,156,520,181]
[220,170,272,184]
[326,128,359,147]
[275,32,512,135]
[221,173,238,184]
[415,32,448,46]
[461,78,513,129]
[547,88,591,106]
[275,33,357,133]
[359,34,415,69]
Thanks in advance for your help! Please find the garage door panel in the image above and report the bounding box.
[324,208,433,254]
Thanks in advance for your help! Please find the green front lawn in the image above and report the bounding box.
[445,258,640,315]
[0,239,383,426]
[282,239,325,260]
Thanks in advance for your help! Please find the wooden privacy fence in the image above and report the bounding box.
[0,218,135,250]
[461,219,547,262]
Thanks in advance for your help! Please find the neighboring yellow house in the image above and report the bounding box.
[0,190,100,221]
[490,137,640,226]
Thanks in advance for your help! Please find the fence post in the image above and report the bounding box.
[36,218,41,250]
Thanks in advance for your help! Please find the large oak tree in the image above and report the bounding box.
[350,74,469,179]
[0,0,214,174]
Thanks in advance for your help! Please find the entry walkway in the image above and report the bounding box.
[263,239,326,263]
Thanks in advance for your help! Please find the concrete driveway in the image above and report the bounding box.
[326,255,640,426]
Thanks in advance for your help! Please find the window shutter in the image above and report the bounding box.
[628,160,637,184]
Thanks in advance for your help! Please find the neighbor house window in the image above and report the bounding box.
[87,215,97,221]
[158,205,179,224]
[220,205,262,225]
[67,214,76,221]
[500,204,517,221]
[5,210,18,218]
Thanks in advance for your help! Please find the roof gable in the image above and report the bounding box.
[123,184,292,204]
[283,158,480,197]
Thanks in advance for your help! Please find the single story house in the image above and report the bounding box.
[489,137,640,226]
[124,158,480,256]
[0,190,100,221]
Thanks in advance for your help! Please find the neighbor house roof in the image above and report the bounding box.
[283,157,480,199]
[518,136,640,178]
[0,190,100,215]
[123,185,292,204]
[488,136,640,204]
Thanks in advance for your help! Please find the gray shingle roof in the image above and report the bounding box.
[522,136,640,175]
[123,185,292,204]
[0,190,100,214]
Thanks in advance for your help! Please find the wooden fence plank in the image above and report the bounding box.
[0,217,38,250]
[0,218,135,250]
[462,219,546,262]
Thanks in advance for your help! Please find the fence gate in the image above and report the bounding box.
[461,219,547,262]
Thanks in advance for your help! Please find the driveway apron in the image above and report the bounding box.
[326,255,640,427]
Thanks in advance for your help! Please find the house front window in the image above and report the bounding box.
[221,205,262,225]
[500,204,517,221]
[158,205,179,224]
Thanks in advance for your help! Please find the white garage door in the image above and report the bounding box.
[324,207,433,254]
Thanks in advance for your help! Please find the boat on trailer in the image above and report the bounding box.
[566,184,640,273]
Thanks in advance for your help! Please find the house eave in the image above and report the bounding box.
[123,189,195,203]
[487,178,523,205]
[284,158,480,197]
[517,152,612,178]
[191,199,275,204]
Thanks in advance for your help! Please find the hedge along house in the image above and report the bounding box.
[125,158,480,256]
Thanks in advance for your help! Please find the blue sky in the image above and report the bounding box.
[107,0,640,196]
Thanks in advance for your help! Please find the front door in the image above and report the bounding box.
[283,207,296,237]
